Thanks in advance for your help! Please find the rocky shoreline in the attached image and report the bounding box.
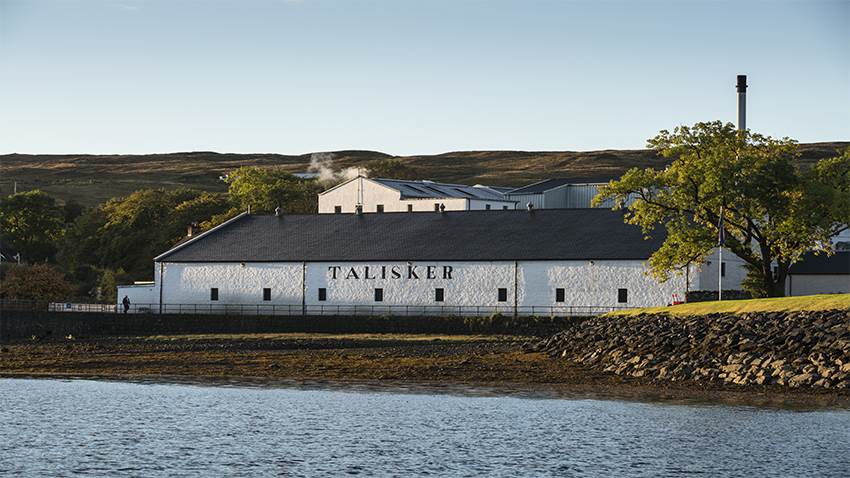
[529,309,850,391]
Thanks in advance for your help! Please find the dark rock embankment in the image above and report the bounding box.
[529,310,850,390]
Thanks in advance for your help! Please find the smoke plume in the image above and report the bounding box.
[308,152,362,184]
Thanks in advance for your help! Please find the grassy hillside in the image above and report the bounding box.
[608,294,850,316]
[1,142,846,206]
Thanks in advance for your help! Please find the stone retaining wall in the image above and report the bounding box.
[529,310,850,390]
[0,310,583,342]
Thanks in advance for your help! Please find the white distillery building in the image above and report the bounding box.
[318,177,516,214]
[117,209,741,316]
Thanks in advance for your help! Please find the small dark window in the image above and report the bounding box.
[407,204,413,212]
[376,204,384,213]
[502,205,508,210]
[721,262,726,277]
[210,288,219,301]
[434,203,440,211]
[555,288,565,303]
[498,288,508,302]
[485,204,491,210]
[334,206,342,214]
[435,288,445,302]
[374,288,383,302]
[618,288,628,303]
[318,288,327,301]
[263,288,271,301]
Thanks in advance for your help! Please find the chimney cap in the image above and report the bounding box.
[736,75,747,92]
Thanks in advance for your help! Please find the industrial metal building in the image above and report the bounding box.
[117,209,738,316]
[318,177,516,214]
[786,251,850,296]
[505,177,637,209]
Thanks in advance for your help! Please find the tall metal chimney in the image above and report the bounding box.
[736,75,747,131]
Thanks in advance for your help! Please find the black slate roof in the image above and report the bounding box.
[789,251,850,275]
[508,177,616,195]
[156,209,664,262]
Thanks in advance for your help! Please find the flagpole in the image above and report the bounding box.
[718,206,723,301]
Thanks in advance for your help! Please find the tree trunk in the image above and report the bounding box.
[769,261,789,298]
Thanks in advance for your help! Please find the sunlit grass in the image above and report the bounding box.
[608,294,850,317]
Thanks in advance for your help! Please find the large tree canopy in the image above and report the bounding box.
[59,189,232,280]
[594,121,849,297]
[226,167,322,214]
[0,190,65,263]
[0,264,74,302]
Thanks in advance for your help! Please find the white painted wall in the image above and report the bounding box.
[467,199,515,210]
[693,248,748,291]
[116,284,157,312]
[318,178,513,213]
[787,275,850,296]
[142,259,686,315]
[305,261,516,307]
[520,260,688,308]
[318,178,403,213]
[159,262,303,305]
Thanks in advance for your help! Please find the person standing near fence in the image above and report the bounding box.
[122,296,131,314]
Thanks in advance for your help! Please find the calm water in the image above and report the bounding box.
[1,379,849,477]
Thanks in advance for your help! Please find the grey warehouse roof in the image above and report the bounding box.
[789,252,850,275]
[369,178,513,201]
[156,209,665,263]
[508,177,616,195]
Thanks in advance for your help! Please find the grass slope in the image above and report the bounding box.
[609,294,850,317]
[2,142,846,206]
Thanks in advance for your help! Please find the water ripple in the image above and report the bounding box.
[1,379,849,477]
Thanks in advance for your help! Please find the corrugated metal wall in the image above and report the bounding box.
[507,184,636,209]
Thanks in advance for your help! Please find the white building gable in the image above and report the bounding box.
[318,177,516,214]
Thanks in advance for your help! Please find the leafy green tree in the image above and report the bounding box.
[226,166,321,214]
[0,190,65,263]
[93,268,133,304]
[62,200,85,224]
[0,263,74,302]
[594,121,849,297]
[57,207,108,294]
[364,159,419,180]
[58,188,232,281]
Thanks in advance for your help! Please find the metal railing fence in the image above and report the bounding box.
[1,299,632,317]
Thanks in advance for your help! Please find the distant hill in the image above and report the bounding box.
[1,142,846,207]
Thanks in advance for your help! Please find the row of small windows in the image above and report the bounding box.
[210,287,273,301]
[314,287,628,303]
[333,204,511,213]
[210,287,628,303]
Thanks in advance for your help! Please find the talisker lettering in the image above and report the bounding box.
[329,265,454,280]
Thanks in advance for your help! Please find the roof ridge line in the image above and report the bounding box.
[154,210,249,262]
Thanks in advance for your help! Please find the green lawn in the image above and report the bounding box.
[608,294,850,317]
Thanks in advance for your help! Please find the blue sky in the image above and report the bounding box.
[0,0,847,155]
